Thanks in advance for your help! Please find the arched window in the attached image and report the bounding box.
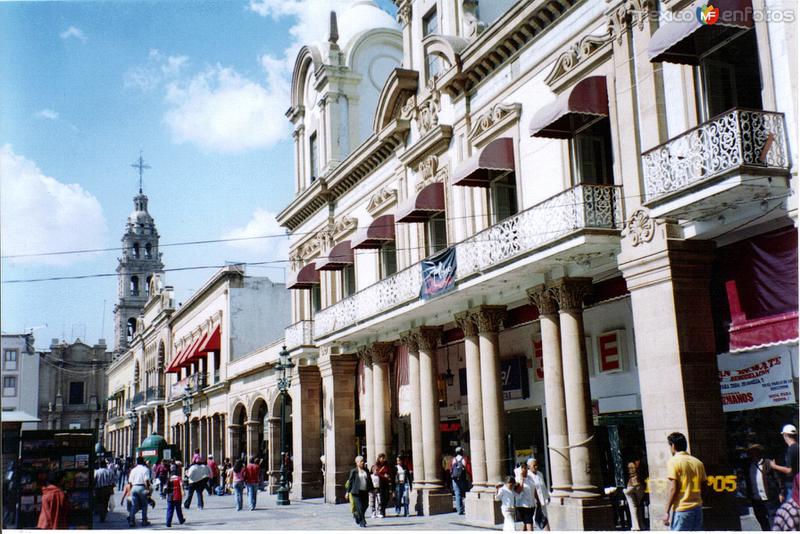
[145,243,152,259]
[133,243,140,259]
[130,276,139,296]
[127,318,137,342]
[145,275,152,298]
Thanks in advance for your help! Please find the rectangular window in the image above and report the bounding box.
[490,172,518,224]
[697,31,762,120]
[4,350,18,371]
[69,381,85,405]
[309,133,319,183]
[3,376,16,397]
[380,242,398,278]
[426,213,448,257]
[342,264,356,298]
[571,119,613,186]
[422,7,438,36]
[311,284,322,315]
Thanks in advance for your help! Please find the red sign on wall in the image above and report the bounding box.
[597,330,624,373]
[533,339,544,381]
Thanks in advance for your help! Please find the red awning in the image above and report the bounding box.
[648,0,753,65]
[287,262,320,289]
[166,344,190,374]
[316,240,355,271]
[197,325,221,354]
[176,334,206,369]
[529,76,609,139]
[351,214,396,249]
[452,138,515,187]
[396,182,445,223]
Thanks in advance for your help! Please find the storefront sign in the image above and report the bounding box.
[533,339,544,382]
[440,422,461,432]
[420,247,456,300]
[597,330,625,374]
[717,351,796,412]
[501,357,530,400]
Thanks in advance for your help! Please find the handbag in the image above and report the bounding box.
[108,497,116,512]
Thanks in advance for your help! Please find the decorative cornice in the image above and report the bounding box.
[399,124,453,168]
[548,278,592,312]
[332,216,357,241]
[468,102,521,146]
[367,187,398,216]
[454,311,478,338]
[606,0,655,45]
[472,305,507,334]
[623,208,656,247]
[544,34,612,87]
[527,285,559,316]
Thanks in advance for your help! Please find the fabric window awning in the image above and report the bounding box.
[452,137,515,187]
[183,329,215,367]
[351,214,396,249]
[316,240,355,271]
[166,343,191,374]
[648,0,753,65]
[197,325,221,354]
[529,76,609,139]
[396,182,445,223]
[287,262,320,289]
[175,335,206,370]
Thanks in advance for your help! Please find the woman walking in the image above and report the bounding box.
[394,456,412,517]
[230,460,246,511]
[347,456,374,528]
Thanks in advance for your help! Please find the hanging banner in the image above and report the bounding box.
[420,247,456,300]
[717,351,796,412]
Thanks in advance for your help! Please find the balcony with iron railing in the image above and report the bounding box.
[641,109,790,220]
[314,184,622,340]
[169,372,207,400]
[284,320,315,350]
[132,390,146,408]
[145,385,165,404]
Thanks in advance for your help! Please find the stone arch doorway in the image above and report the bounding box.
[231,403,248,461]
[267,392,293,492]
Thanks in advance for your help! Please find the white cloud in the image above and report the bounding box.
[60,26,87,43]
[163,64,289,152]
[221,209,288,265]
[0,145,108,265]
[124,49,189,92]
[35,109,60,120]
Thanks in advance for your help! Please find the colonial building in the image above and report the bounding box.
[276,0,798,530]
[1,333,40,429]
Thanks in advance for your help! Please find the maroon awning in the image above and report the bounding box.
[529,76,609,139]
[351,214,396,249]
[316,240,354,271]
[396,182,445,223]
[649,0,753,65]
[287,262,320,289]
[452,137,515,187]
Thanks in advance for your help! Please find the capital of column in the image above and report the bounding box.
[356,345,373,366]
[548,278,593,312]
[396,0,411,26]
[412,326,442,353]
[227,424,242,430]
[527,285,559,316]
[317,351,358,378]
[471,305,507,334]
[370,342,394,364]
[245,420,261,428]
[454,311,478,338]
[400,330,419,353]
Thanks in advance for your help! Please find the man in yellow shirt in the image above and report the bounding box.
[663,432,706,530]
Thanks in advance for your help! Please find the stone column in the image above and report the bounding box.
[227,424,241,460]
[267,416,281,493]
[290,365,323,499]
[619,218,739,530]
[527,286,572,494]
[399,332,423,493]
[473,306,507,485]
[245,420,260,461]
[371,342,394,458]
[454,312,486,486]
[358,346,376,461]
[318,349,358,504]
[549,279,598,495]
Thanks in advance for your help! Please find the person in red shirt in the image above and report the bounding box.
[38,472,68,529]
[371,454,391,518]
[165,464,186,527]
[244,457,260,511]
[206,455,219,496]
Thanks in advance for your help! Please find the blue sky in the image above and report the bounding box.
[0,0,396,349]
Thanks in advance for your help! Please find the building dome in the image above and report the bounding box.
[128,193,154,225]
[140,433,167,449]
[337,0,398,50]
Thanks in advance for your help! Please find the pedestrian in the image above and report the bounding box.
[127,456,152,527]
[244,457,260,511]
[118,457,130,491]
[526,458,550,531]
[38,471,68,529]
[207,455,219,496]
[663,432,706,530]
[394,456,411,517]
[442,449,454,493]
[192,449,202,465]
[230,459,246,511]
[495,476,517,532]
[184,459,209,510]
[371,453,390,518]
[346,455,374,528]
[772,473,800,530]
[450,446,472,515]
[623,453,646,531]
[747,444,783,531]
[94,459,116,523]
[770,425,799,502]
[514,462,537,531]
[165,464,186,527]
[154,459,170,499]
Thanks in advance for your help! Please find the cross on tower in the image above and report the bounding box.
[130,151,151,194]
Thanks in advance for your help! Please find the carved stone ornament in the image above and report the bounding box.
[544,34,611,86]
[396,1,412,26]
[468,102,521,141]
[526,285,559,316]
[418,155,439,181]
[454,311,478,338]
[332,216,358,240]
[400,330,419,353]
[416,85,441,136]
[370,342,394,364]
[462,0,487,39]
[367,187,398,215]
[548,279,592,312]
[607,0,655,45]
[357,345,373,366]
[472,305,507,334]
[624,208,656,247]
[414,326,442,353]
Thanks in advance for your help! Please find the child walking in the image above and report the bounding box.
[496,476,517,532]
[166,464,186,527]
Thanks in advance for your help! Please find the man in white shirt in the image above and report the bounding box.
[184,460,210,510]
[747,444,782,530]
[127,456,152,527]
[527,457,551,531]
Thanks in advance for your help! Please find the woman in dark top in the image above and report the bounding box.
[346,455,374,528]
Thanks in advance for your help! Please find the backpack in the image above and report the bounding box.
[451,457,467,483]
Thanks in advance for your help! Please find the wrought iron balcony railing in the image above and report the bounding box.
[132,390,146,407]
[642,109,789,203]
[284,320,315,350]
[169,372,207,400]
[145,385,165,403]
[315,184,622,339]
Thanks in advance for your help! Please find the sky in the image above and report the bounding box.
[0,0,397,350]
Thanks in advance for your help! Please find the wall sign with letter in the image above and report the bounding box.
[532,337,544,382]
[596,330,626,374]
[717,351,796,412]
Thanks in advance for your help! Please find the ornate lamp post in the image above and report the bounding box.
[182,385,193,462]
[127,411,138,459]
[275,346,294,506]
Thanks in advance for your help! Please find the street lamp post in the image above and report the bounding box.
[182,385,193,463]
[275,346,294,506]
[127,411,137,459]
